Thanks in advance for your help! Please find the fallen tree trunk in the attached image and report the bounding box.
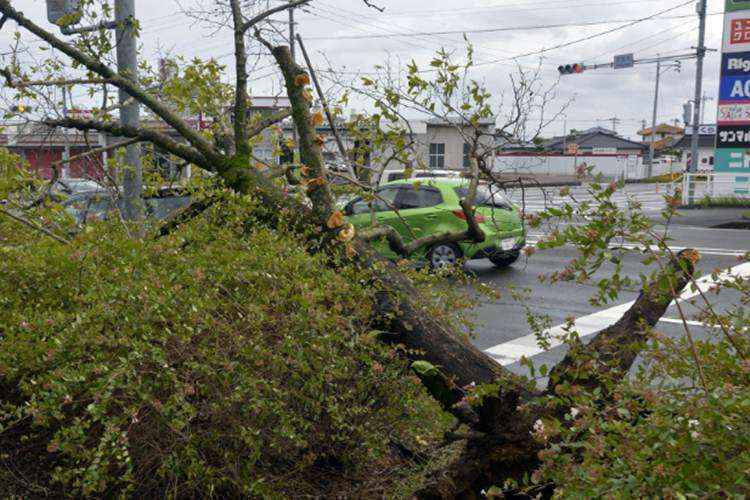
[413,250,697,497]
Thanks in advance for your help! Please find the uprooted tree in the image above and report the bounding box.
[1,1,749,497]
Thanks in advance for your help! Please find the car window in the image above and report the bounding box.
[349,187,400,215]
[386,172,407,182]
[395,186,443,209]
[454,185,512,209]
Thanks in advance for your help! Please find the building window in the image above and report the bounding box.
[429,143,445,169]
[463,143,471,169]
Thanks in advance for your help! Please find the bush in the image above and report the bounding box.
[694,196,750,208]
[0,196,447,497]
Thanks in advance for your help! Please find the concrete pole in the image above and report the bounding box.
[115,0,143,222]
[61,87,71,178]
[649,58,661,178]
[689,0,707,174]
[289,1,299,157]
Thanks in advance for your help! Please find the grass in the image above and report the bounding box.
[640,173,683,184]
[743,211,750,220]
[694,196,750,208]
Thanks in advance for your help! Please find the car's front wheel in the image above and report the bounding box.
[489,250,520,268]
[428,243,462,270]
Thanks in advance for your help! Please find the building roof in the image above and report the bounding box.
[425,116,496,127]
[673,134,716,149]
[637,123,684,137]
[545,129,648,152]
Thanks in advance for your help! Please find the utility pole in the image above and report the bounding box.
[608,117,621,134]
[689,0,708,173]
[115,0,143,223]
[648,58,661,178]
[61,86,71,178]
[288,0,298,158]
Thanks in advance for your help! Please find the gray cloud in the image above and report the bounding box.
[1,0,725,139]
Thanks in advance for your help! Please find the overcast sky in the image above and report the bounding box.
[1,0,727,139]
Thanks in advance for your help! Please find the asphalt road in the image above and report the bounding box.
[465,218,749,388]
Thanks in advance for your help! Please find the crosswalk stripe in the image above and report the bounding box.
[485,263,750,366]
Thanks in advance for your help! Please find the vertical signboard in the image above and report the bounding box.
[717,1,750,189]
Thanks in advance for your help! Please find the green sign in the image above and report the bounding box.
[727,0,750,12]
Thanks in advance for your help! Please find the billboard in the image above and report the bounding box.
[717,6,750,175]
[727,0,750,13]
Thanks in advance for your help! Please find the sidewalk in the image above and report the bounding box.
[654,207,750,229]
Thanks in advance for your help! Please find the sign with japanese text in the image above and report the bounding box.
[717,5,750,175]
[727,0,750,13]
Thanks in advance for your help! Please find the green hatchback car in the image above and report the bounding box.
[343,178,526,269]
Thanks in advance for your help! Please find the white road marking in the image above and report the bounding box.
[485,263,750,366]
[524,238,747,257]
[658,317,706,327]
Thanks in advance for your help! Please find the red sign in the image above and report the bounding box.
[731,18,750,45]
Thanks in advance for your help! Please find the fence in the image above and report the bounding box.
[493,154,646,180]
[681,173,750,205]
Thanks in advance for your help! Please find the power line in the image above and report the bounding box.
[305,2,699,41]
[474,0,699,65]
[358,0,664,18]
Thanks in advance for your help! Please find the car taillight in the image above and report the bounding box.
[453,210,486,223]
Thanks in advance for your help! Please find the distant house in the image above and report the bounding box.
[2,122,106,179]
[637,123,684,143]
[543,127,647,156]
[673,125,717,171]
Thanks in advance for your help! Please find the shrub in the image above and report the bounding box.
[0,196,446,497]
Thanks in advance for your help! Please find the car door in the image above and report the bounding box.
[386,184,445,243]
[345,186,400,230]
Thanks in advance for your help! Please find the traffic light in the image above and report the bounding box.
[558,63,586,75]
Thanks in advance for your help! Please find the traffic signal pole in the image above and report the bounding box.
[689,0,708,174]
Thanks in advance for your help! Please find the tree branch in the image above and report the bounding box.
[240,0,310,34]
[247,108,291,138]
[548,249,699,395]
[0,207,70,244]
[296,34,356,178]
[1,72,111,88]
[0,1,221,165]
[43,118,210,170]
[362,0,385,12]
[258,33,335,224]
[230,0,250,156]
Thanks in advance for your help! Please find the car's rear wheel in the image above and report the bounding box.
[428,243,462,270]
[489,250,520,268]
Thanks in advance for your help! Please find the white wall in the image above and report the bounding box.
[493,155,646,180]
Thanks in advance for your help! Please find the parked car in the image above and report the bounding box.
[343,178,526,269]
[53,178,106,195]
[64,190,191,225]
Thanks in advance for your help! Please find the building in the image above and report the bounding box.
[2,122,106,179]
[637,123,684,143]
[280,115,497,177]
[543,127,648,156]
[673,125,717,171]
